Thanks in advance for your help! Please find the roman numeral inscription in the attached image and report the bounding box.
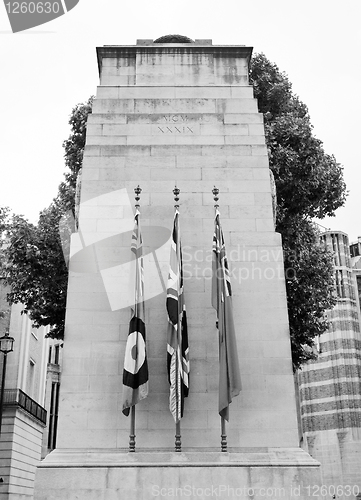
[162,114,189,122]
[157,125,194,134]
[155,114,196,133]
[156,114,194,133]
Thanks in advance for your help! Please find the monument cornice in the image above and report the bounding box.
[96,45,253,76]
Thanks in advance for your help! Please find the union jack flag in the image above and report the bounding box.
[166,209,189,422]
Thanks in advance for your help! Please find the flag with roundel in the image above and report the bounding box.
[122,209,149,416]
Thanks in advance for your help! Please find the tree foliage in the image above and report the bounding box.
[0,97,93,339]
[1,208,68,338]
[281,218,337,368]
[63,98,94,188]
[250,53,347,369]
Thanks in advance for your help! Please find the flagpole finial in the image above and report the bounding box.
[134,185,142,209]
[173,185,180,209]
[212,186,219,209]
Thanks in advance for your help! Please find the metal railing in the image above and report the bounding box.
[3,388,47,425]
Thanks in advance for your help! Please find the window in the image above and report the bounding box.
[347,271,355,300]
[48,382,60,451]
[357,276,361,311]
[331,233,339,266]
[343,235,350,267]
[335,270,345,299]
[54,345,60,365]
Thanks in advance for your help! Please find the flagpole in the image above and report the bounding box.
[129,405,136,452]
[174,345,181,452]
[221,416,227,452]
[127,185,142,452]
[175,420,181,452]
[173,186,182,452]
[213,187,228,453]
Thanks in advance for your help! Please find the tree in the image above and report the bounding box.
[281,217,337,368]
[1,208,68,339]
[61,97,94,207]
[250,53,347,369]
[0,97,93,339]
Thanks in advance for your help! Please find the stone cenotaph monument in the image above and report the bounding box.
[34,36,320,499]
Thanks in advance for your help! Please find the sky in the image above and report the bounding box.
[0,0,360,241]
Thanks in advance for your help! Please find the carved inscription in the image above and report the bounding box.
[158,125,194,134]
[156,115,195,134]
[150,114,212,134]
[162,114,189,123]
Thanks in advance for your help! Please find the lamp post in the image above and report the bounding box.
[0,329,15,437]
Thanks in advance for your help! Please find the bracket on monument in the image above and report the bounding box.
[212,186,219,209]
[173,186,180,209]
[134,185,142,209]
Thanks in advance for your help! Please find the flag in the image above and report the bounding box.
[166,209,190,422]
[122,209,149,416]
[212,209,242,421]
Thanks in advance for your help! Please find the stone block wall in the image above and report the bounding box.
[55,40,299,453]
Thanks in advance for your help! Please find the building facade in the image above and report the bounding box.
[298,231,361,497]
[0,280,61,499]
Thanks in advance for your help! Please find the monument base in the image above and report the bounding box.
[34,448,320,500]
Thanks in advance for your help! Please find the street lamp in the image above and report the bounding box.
[0,329,15,437]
